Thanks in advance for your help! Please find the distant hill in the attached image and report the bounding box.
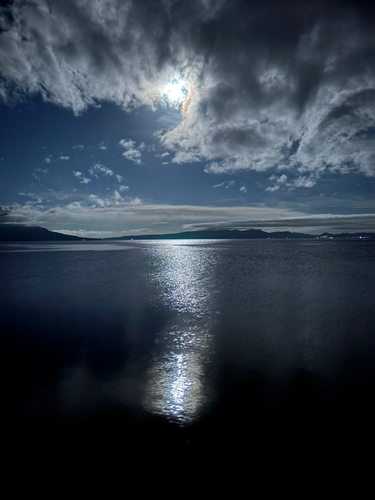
[0,224,89,241]
[0,224,373,242]
[110,229,375,240]
[107,229,314,240]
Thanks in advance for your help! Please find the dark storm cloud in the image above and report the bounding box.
[1,0,375,180]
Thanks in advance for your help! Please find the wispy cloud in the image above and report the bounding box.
[18,192,43,204]
[213,180,235,189]
[3,199,373,236]
[88,162,114,177]
[182,214,375,234]
[32,167,49,181]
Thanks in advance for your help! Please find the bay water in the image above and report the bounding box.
[1,239,374,469]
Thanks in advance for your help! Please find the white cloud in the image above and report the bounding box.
[73,171,91,184]
[290,175,317,189]
[1,0,375,183]
[212,180,235,189]
[122,149,142,164]
[2,201,375,237]
[266,174,288,192]
[119,139,136,150]
[119,138,143,164]
[89,162,114,177]
[171,151,202,164]
[73,145,84,150]
[239,185,247,193]
[59,156,70,161]
[128,197,142,205]
[43,157,52,163]
[88,191,140,208]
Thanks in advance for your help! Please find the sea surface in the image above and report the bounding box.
[1,239,375,471]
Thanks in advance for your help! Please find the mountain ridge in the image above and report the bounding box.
[0,224,89,241]
[1,224,374,241]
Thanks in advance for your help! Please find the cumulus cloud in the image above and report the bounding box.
[88,189,136,208]
[266,174,288,192]
[266,173,320,191]
[1,0,375,182]
[119,139,144,164]
[73,144,84,150]
[73,171,90,184]
[122,149,142,164]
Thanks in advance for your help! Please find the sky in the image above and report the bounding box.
[0,0,375,237]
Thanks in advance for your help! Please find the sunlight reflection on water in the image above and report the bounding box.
[143,242,216,423]
[146,241,215,315]
[144,326,211,423]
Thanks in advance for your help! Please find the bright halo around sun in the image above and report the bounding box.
[162,79,189,109]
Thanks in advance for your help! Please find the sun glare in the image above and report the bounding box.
[162,79,188,108]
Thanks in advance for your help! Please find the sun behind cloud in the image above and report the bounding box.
[162,79,190,110]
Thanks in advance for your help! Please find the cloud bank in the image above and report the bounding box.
[1,201,374,237]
